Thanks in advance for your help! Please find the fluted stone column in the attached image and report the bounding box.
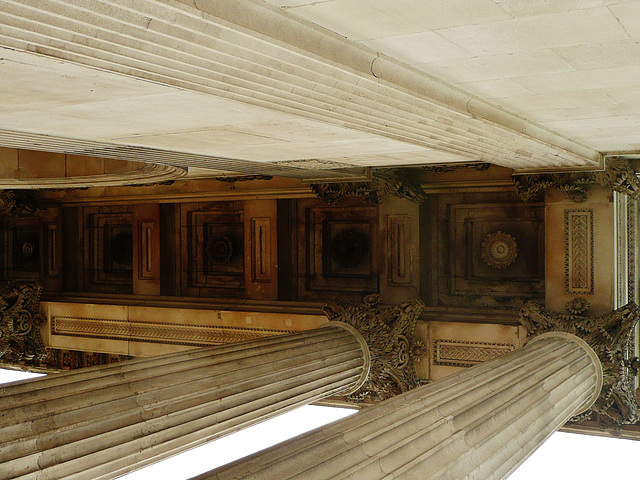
[0,323,369,480]
[197,332,602,480]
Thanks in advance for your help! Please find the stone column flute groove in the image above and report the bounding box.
[0,323,369,480]
[197,332,601,480]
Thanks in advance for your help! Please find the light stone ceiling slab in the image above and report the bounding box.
[0,48,437,166]
[272,0,640,155]
[0,0,611,171]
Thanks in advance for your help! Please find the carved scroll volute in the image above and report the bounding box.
[519,301,640,427]
[323,295,426,403]
[0,282,47,366]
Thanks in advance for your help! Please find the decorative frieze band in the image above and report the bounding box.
[51,316,294,347]
[564,209,594,295]
[433,340,515,368]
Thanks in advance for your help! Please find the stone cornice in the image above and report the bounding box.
[0,163,187,189]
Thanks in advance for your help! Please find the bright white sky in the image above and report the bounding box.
[2,369,639,479]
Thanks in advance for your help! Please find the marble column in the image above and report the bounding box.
[198,332,602,480]
[0,323,369,480]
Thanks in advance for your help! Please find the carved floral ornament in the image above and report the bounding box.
[323,295,427,403]
[513,157,640,203]
[481,231,518,269]
[0,281,47,367]
[519,301,640,428]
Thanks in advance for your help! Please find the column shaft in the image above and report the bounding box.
[199,332,602,480]
[0,323,368,480]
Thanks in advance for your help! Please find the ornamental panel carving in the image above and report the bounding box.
[51,316,293,346]
[433,339,515,368]
[480,231,518,269]
[564,209,594,295]
[42,348,132,371]
[386,214,412,286]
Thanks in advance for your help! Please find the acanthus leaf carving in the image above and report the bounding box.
[311,168,428,205]
[0,190,45,217]
[323,295,426,403]
[0,281,47,367]
[519,301,640,427]
[513,157,640,203]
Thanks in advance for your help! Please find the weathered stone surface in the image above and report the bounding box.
[0,325,368,480]
[196,333,601,480]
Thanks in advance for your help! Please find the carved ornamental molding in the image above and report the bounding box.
[514,157,640,203]
[520,302,640,427]
[323,295,426,402]
[311,168,428,205]
[433,339,515,368]
[0,281,47,367]
[52,316,295,347]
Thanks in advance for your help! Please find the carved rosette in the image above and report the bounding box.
[481,231,518,269]
[205,233,234,264]
[0,281,47,366]
[323,295,426,402]
[519,301,640,427]
[566,297,590,315]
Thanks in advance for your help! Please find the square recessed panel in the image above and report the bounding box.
[87,212,133,288]
[307,205,379,293]
[424,193,546,309]
[185,208,245,293]
[468,220,542,280]
[203,223,244,276]
[323,221,373,277]
[450,203,544,295]
[103,224,133,274]
[13,227,40,272]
